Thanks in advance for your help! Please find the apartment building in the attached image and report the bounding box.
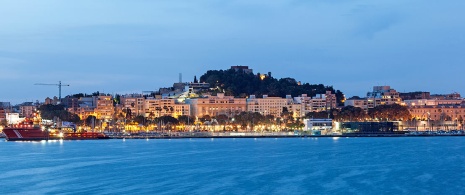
[144,98,190,118]
[293,91,337,117]
[186,93,246,118]
[94,95,114,120]
[120,94,145,116]
[20,104,36,118]
[247,95,293,118]
[367,86,402,105]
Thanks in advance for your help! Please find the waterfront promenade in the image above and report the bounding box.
[105,130,465,139]
[3,130,465,140]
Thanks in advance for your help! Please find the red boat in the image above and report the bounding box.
[2,122,109,141]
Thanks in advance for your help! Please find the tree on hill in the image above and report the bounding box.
[38,104,81,123]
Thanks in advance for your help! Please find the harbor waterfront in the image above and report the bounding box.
[106,130,465,139]
[4,130,465,140]
[1,137,465,194]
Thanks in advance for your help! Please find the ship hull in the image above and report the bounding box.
[3,127,109,141]
[3,127,48,141]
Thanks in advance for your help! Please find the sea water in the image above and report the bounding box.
[1,137,465,194]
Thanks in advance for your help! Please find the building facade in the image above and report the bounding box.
[0,108,6,122]
[94,95,114,120]
[144,98,190,118]
[367,86,402,106]
[293,91,337,117]
[120,94,145,117]
[186,93,246,118]
[20,105,36,118]
[247,95,293,118]
[409,105,465,121]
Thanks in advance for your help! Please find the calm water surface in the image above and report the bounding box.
[1,137,465,194]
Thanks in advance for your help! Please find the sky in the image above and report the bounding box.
[1,0,465,104]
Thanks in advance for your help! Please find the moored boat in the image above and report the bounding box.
[3,122,109,141]
[2,123,48,141]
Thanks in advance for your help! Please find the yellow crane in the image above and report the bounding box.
[34,81,70,102]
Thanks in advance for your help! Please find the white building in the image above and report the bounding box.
[293,91,337,117]
[6,113,25,125]
[303,119,333,131]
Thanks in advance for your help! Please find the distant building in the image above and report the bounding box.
[0,108,6,122]
[120,94,145,117]
[188,82,210,90]
[144,98,190,118]
[61,96,79,110]
[404,99,462,107]
[303,119,332,131]
[0,102,11,121]
[169,82,210,98]
[67,94,115,120]
[5,113,24,125]
[19,102,36,118]
[294,91,337,117]
[344,96,382,112]
[409,105,465,121]
[366,86,402,105]
[399,92,431,100]
[247,95,293,118]
[0,102,11,109]
[342,122,399,133]
[94,95,114,120]
[44,97,59,105]
[345,86,402,111]
[230,66,253,74]
[430,92,461,100]
[186,93,246,118]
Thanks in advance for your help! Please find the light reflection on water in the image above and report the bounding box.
[1,137,464,194]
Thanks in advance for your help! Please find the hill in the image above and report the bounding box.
[199,68,345,105]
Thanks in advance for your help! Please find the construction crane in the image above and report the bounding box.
[34,81,70,101]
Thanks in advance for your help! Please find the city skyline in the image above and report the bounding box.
[1,0,465,103]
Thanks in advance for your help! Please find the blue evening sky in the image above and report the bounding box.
[1,0,464,104]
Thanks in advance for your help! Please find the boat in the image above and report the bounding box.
[2,121,109,141]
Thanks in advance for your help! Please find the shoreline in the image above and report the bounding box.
[107,134,465,139]
[3,132,465,141]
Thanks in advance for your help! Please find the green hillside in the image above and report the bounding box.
[199,68,345,105]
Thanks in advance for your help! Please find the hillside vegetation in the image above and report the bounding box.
[200,69,345,105]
